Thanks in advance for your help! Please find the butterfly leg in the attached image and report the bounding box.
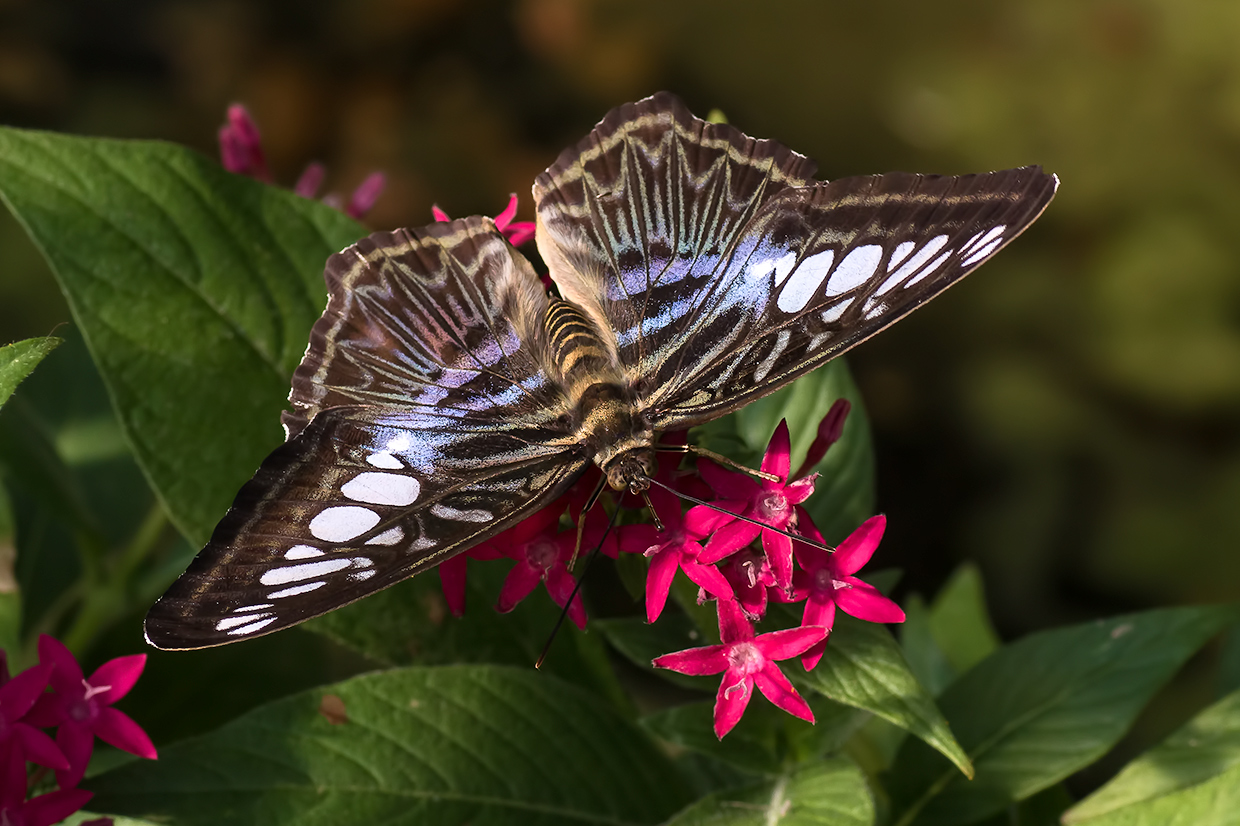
[656,442,781,484]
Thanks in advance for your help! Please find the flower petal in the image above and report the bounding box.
[345,172,386,218]
[54,722,94,789]
[94,707,158,760]
[37,635,83,694]
[644,547,680,624]
[0,664,52,720]
[617,523,661,556]
[493,193,519,228]
[760,420,792,481]
[835,578,906,624]
[697,459,756,500]
[22,788,94,826]
[438,553,469,618]
[761,529,794,591]
[713,670,754,738]
[801,596,837,631]
[754,625,828,661]
[15,723,69,771]
[653,643,730,675]
[795,398,851,478]
[800,636,830,672]
[495,563,541,613]
[545,565,588,630]
[716,598,756,644]
[700,519,761,564]
[680,560,734,603]
[831,515,887,576]
[753,662,814,722]
[293,162,326,198]
[90,654,146,705]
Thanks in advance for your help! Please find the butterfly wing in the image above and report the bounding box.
[145,219,586,649]
[533,93,1058,430]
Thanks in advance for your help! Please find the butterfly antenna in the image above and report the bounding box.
[535,502,623,670]
[656,442,780,484]
[643,476,837,556]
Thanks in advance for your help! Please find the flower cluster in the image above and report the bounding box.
[218,104,386,219]
[0,637,156,825]
[443,401,905,738]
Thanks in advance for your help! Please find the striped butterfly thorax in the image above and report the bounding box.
[145,92,1058,649]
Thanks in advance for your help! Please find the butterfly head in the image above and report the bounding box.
[603,447,657,495]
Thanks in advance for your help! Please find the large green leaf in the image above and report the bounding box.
[662,758,874,826]
[795,613,972,779]
[887,605,1240,826]
[0,336,61,411]
[87,665,692,826]
[1064,687,1240,824]
[927,562,1001,676]
[0,128,364,545]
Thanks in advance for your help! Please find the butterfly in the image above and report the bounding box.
[144,92,1057,649]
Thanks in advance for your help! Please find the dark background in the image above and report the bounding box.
[2,0,1238,777]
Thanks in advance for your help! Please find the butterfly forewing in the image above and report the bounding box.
[532,96,1057,430]
[146,219,586,649]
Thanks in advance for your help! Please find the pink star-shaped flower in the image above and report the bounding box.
[26,635,157,788]
[432,193,537,247]
[437,543,504,618]
[653,598,826,738]
[483,504,590,629]
[790,515,906,670]
[715,545,778,621]
[0,655,68,772]
[616,487,733,623]
[698,420,816,591]
[0,743,92,826]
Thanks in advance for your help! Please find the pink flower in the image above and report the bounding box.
[432,193,537,247]
[26,636,157,788]
[790,515,906,670]
[0,656,68,772]
[218,104,385,219]
[654,599,826,738]
[437,544,504,618]
[793,398,851,479]
[616,487,733,623]
[484,505,589,629]
[716,546,778,620]
[698,420,817,591]
[0,743,92,826]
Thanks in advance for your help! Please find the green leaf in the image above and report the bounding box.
[795,613,972,779]
[307,561,627,709]
[887,604,1240,826]
[927,562,1001,676]
[1064,687,1240,823]
[594,610,714,691]
[0,336,61,410]
[900,595,956,698]
[0,476,18,657]
[0,128,364,545]
[1060,763,1240,826]
[642,696,869,777]
[694,358,876,543]
[88,665,692,826]
[662,758,874,826]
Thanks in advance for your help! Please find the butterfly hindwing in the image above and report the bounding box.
[146,219,587,649]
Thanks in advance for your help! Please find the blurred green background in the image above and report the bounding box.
[1,0,1238,784]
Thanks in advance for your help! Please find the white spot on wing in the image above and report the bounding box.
[342,472,420,506]
[284,545,324,560]
[429,504,493,523]
[961,236,1004,266]
[260,557,354,586]
[753,329,791,383]
[350,569,377,582]
[820,301,849,324]
[876,235,951,294]
[310,506,380,542]
[906,250,953,287]
[777,249,834,313]
[750,251,799,287]
[888,241,917,269]
[268,581,328,599]
[367,452,403,470]
[826,245,883,297]
[386,434,411,453]
[215,613,274,631]
[366,526,404,546]
[224,617,277,636]
[231,603,274,613]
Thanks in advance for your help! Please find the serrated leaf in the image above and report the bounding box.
[928,562,1000,675]
[887,605,1240,826]
[0,128,364,545]
[87,665,691,826]
[662,758,874,826]
[1064,687,1240,823]
[795,613,972,779]
[0,336,61,410]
